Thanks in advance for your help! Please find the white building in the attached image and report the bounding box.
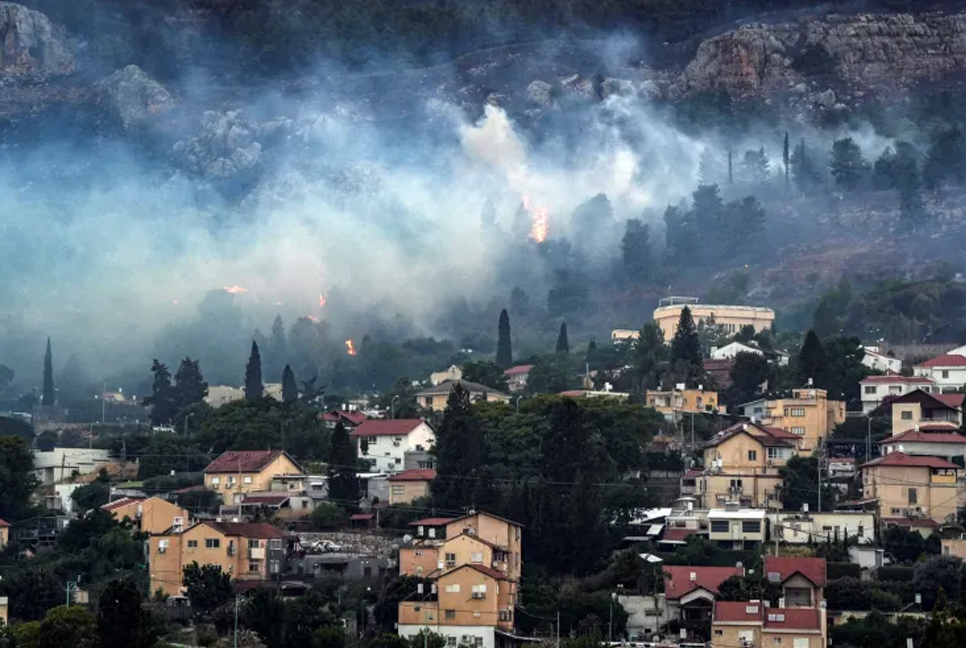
[848,545,885,571]
[710,341,789,366]
[429,365,462,386]
[707,507,766,548]
[619,594,667,641]
[503,364,534,393]
[879,428,966,460]
[861,346,903,374]
[33,448,111,485]
[769,512,875,545]
[913,353,966,392]
[205,385,244,408]
[349,419,435,474]
[859,374,935,414]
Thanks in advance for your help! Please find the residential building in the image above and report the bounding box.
[388,469,436,505]
[0,596,6,626]
[711,602,826,648]
[103,496,190,535]
[710,341,789,366]
[321,410,368,430]
[704,359,734,390]
[913,353,966,392]
[769,512,875,545]
[205,385,245,407]
[880,516,940,537]
[295,554,391,581]
[763,556,826,607]
[848,545,885,571]
[827,457,857,480]
[657,500,708,549]
[739,388,845,454]
[862,347,902,374]
[559,388,630,399]
[404,450,437,471]
[619,593,667,640]
[32,448,111,485]
[415,380,510,412]
[203,450,305,505]
[860,451,963,524]
[350,419,435,473]
[646,386,719,419]
[662,565,742,630]
[859,375,935,414]
[0,518,9,548]
[653,297,775,343]
[887,389,963,436]
[879,428,966,460]
[611,329,640,344]
[941,537,966,558]
[430,365,463,386]
[503,365,534,393]
[148,521,289,597]
[707,507,766,549]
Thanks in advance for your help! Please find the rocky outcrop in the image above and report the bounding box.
[0,2,73,80]
[172,111,263,178]
[668,11,966,107]
[92,65,175,130]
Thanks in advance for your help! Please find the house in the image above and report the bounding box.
[848,545,885,571]
[0,595,6,626]
[430,365,463,386]
[205,385,245,407]
[657,501,709,549]
[737,388,845,454]
[618,592,668,641]
[646,385,719,419]
[503,365,535,393]
[388,469,436,505]
[148,521,290,597]
[0,518,9,549]
[653,297,775,343]
[886,389,963,436]
[710,341,789,366]
[32,448,111,485]
[662,565,742,629]
[769,512,875,545]
[880,516,941,537]
[707,507,766,549]
[941,537,966,558]
[350,419,435,473]
[404,450,436,471]
[612,329,640,344]
[558,389,630,399]
[102,496,191,535]
[827,457,857,480]
[859,374,935,414]
[861,347,903,374]
[415,380,510,412]
[203,450,305,505]
[913,353,966,392]
[763,556,826,607]
[879,428,966,460]
[860,452,963,524]
[321,410,368,430]
[711,602,826,648]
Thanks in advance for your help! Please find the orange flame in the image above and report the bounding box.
[522,195,549,243]
[345,339,357,356]
[319,294,326,307]
[223,285,248,294]
[306,315,319,322]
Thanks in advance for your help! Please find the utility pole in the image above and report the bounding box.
[817,445,823,513]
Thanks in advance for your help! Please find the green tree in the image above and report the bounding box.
[556,322,570,354]
[791,138,821,193]
[830,138,868,190]
[873,146,898,189]
[742,147,770,184]
[527,355,580,394]
[431,384,486,510]
[923,588,966,648]
[182,562,231,613]
[268,314,288,382]
[311,502,347,529]
[461,360,509,392]
[728,352,771,405]
[38,606,97,648]
[629,322,667,393]
[97,578,159,648]
[245,340,264,400]
[242,588,286,648]
[923,126,966,190]
[173,357,208,413]
[327,422,358,508]
[1,567,63,621]
[496,309,512,368]
[70,468,111,512]
[145,359,176,426]
[797,330,829,388]
[42,337,54,406]
[894,141,927,228]
[670,307,703,386]
[621,218,651,282]
[282,364,299,403]
[913,556,963,610]
[12,621,41,648]
[0,435,39,520]
[137,435,208,480]
[779,456,833,512]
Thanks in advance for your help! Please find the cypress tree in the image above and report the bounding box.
[797,329,829,388]
[783,131,790,188]
[670,307,703,386]
[147,359,176,426]
[244,341,264,400]
[431,384,486,510]
[496,309,512,368]
[327,422,358,508]
[556,322,570,354]
[281,364,298,403]
[173,357,208,412]
[268,315,287,381]
[42,337,54,406]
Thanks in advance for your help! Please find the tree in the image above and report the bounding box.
[923,126,966,190]
[268,314,287,382]
[556,322,570,354]
[791,138,821,193]
[38,606,97,648]
[182,562,231,613]
[913,556,963,610]
[461,360,509,392]
[924,587,966,648]
[829,137,868,191]
[97,578,159,648]
[728,352,771,404]
[42,338,54,406]
[629,322,667,393]
[797,330,829,388]
[893,141,927,228]
[778,456,834,512]
[621,218,651,282]
[526,355,580,394]
[327,422,358,508]
[145,359,177,426]
[245,340,264,400]
[496,309,512,368]
[70,469,111,512]
[0,435,39,521]
[509,286,530,317]
[281,364,299,403]
[1,567,63,621]
[742,147,770,184]
[873,146,898,189]
[431,384,486,510]
[241,588,286,648]
[173,356,208,412]
[670,307,703,386]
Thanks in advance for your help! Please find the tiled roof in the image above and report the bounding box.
[915,422,961,432]
[388,469,437,482]
[916,354,966,367]
[882,517,940,528]
[884,389,961,410]
[880,430,966,445]
[663,565,741,600]
[759,426,800,440]
[449,510,524,528]
[683,469,703,479]
[703,422,792,449]
[764,556,826,587]
[504,365,535,376]
[660,528,698,544]
[441,563,510,581]
[350,419,427,437]
[204,521,289,539]
[205,450,284,474]
[861,375,933,384]
[350,513,375,521]
[714,601,764,623]
[859,451,960,470]
[102,497,145,512]
[764,607,822,630]
[416,379,509,398]
[934,393,965,408]
[0,517,10,527]
[410,517,456,526]
[242,495,290,506]
[445,531,506,551]
[322,410,368,425]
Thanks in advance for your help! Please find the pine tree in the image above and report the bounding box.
[327,422,358,508]
[621,217,651,282]
[792,138,821,194]
[556,322,570,354]
[797,330,829,388]
[742,147,770,184]
[281,364,298,403]
[42,337,54,406]
[244,341,264,400]
[829,137,868,191]
[431,384,486,510]
[670,306,703,386]
[496,309,512,368]
[268,315,287,382]
[146,359,176,426]
[783,131,790,188]
[173,357,208,412]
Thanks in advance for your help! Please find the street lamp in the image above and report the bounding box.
[391,395,401,419]
[184,412,195,438]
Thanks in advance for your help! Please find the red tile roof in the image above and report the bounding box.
[759,426,800,440]
[350,419,427,437]
[442,563,510,581]
[205,450,286,474]
[704,422,793,449]
[860,375,933,384]
[350,513,375,521]
[860,451,960,470]
[882,517,940,528]
[764,607,822,630]
[683,469,704,479]
[915,422,961,432]
[203,521,289,539]
[660,528,698,543]
[663,565,741,600]
[0,517,10,527]
[410,517,456,526]
[242,495,290,506]
[714,601,764,623]
[880,430,966,445]
[102,497,145,512]
[388,469,437,482]
[916,354,966,367]
[764,556,826,587]
[934,393,965,408]
[322,410,368,425]
[504,364,535,376]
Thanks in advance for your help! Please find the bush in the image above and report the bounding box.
[877,566,914,582]
[828,562,862,580]
[311,503,347,529]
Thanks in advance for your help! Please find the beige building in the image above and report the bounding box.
[148,521,289,597]
[712,602,826,648]
[205,385,245,408]
[430,365,463,386]
[887,389,963,436]
[707,507,767,549]
[941,538,966,558]
[0,595,6,626]
[103,496,191,535]
[653,297,775,343]
[204,450,305,505]
[696,423,797,508]
[0,518,8,549]
[415,380,510,412]
[741,388,845,454]
[646,387,719,418]
[388,469,436,505]
[860,451,963,525]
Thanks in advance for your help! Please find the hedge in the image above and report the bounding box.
[877,565,914,582]
[828,562,862,579]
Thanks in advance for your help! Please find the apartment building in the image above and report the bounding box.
[858,374,935,414]
[646,386,719,419]
[913,353,966,392]
[387,469,436,505]
[351,419,435,474]
[652,297,775,343]
[102,496,191,535]
[763,557,826,608]
[739,388,845,454]
[887,389,963,436]
[769,512,875,545]
[860,451,963,525]
[203,450,305,505]
[711,602,826,648]
[879,428,966,460]
[707,507,767,549]
[415,380,510,412]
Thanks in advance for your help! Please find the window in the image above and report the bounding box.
[864,385,876,395]
[713,630,723,637]
[742,521,761,533]
[365,436,378,445]
[943,370,950,379]
[499,610,512,622]
[471,552,483,563]
[773,639,782,645]
[243,476,252,484]
[249,562,259,573]
[790,427,806,435]
[391,485,405,495]
[789,408,806,417]
[730,479,743,490]
[364,566,373,577]
[748,450,757,461]
[205,538,220,549]
[270,539,282,550]
[446,639,457,647]
[858,524,864,537]
[395,458,402,465]
[793,639,809,648]
[901,411,913,420]
[445,552,456,567]
[248,539,260,549]
[474,638,483,647]
[445,610,456,621]
[211,477,220,486]
[711,520,729,533]
[445,584,461,593]
[270,560,280,574]
[909,488,918,505]
[158,539,169,551]
[187,540,198,548]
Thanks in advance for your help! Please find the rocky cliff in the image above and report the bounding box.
[0,1,73,80]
